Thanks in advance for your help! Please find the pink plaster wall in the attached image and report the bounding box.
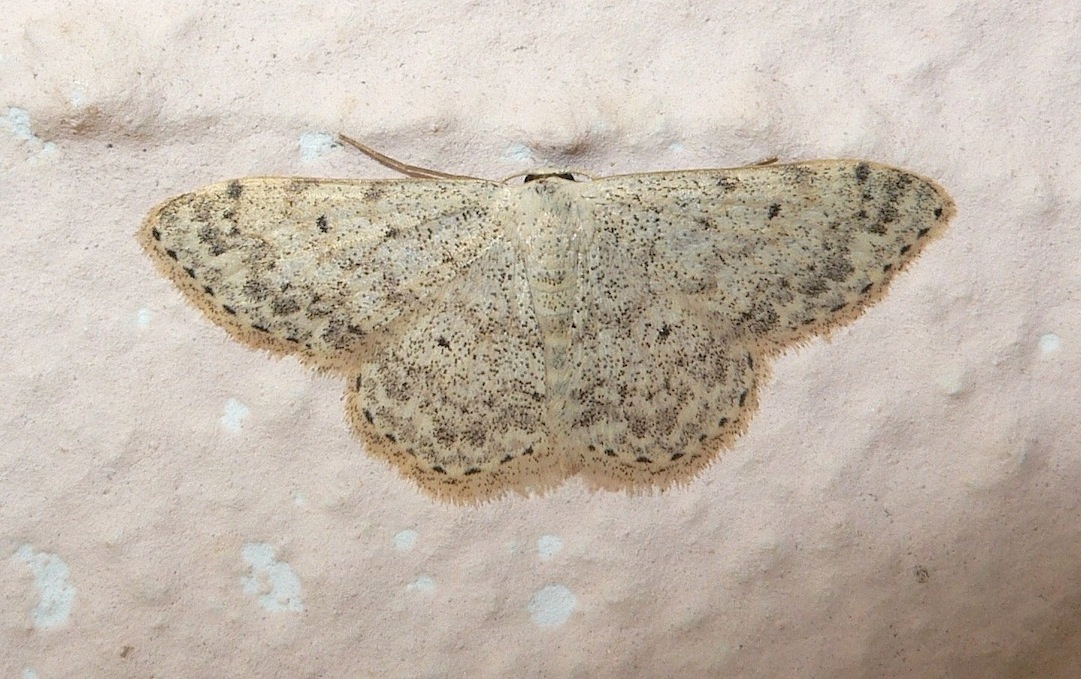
[2,1,1079,676]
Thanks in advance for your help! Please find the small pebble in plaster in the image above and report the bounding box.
[299,132,338,162]
[393,530,418,552]
[136,308,153,329]
[240,543,304,613]
[537,535,563,561]
[139,138,955,503]
[220,398,250,434]
[406,575,435,593]
[1038,333,1060,354]
[23,668,40,679]
[2,107,57,156]
[12,545,77,629]
[937,368,966,396]
[527,585,577,627]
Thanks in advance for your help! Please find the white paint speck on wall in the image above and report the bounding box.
[1038,333,1060,353]
[12,545,77,629]
[220,398,250,434]
[1,106,57,155]
[393,530,418,552]
[536,535,563,561]
[136,308,153,329]
[527,585,577,627]
[240,543,303,613]
[298,131,338,162]
[406,575,435,593]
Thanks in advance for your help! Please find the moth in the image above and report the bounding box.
[140,136,954,503]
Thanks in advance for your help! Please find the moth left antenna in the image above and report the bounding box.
[338,135,480,180]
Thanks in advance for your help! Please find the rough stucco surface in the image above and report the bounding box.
[1,1,1079,677]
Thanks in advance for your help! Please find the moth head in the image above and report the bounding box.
[505,169,591,184]
[523,171,578,183]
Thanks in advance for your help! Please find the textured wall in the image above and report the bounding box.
[2,1,1079,676]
